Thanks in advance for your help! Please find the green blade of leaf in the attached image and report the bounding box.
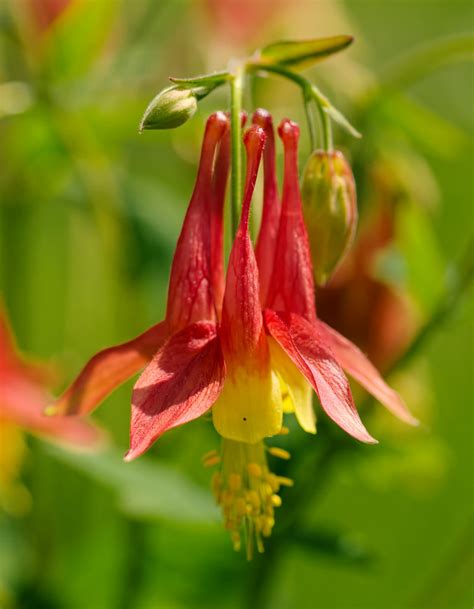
[260,35,353,70]
[324,104,362,138]
[311,85,362,138]
[169,71,230,88]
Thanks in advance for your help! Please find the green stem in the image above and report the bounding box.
[230,64,244,236]
[303,92,316,151]
[311,84,333,151]
[248,62,332,151]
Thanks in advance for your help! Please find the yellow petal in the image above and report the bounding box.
[212,368,282,444]
[279,375,295,413]
[269,338,317,434]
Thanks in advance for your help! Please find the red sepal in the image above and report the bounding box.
[316,320,418,425]
[127,321,225,460]
[264,309,377,444]
[49,322,167,416]
[1,379,105,449]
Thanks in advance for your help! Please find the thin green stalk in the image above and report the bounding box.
[248,62,332,151]
[230,64,244,236]
[303,92,316,151]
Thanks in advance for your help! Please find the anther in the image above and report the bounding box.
[202,449,218,462]
[203,455,221,467]
[271,495,282,507]
[247,463,262,478]
[268,447,291,460]
[277,476,294,487]
[229,473,241,491]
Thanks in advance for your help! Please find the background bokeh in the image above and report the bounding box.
[0,1,473,608]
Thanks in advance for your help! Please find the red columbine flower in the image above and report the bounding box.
[50,110,416,556]
[0,305,102,513]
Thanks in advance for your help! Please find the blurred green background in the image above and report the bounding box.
[0,1,473,608]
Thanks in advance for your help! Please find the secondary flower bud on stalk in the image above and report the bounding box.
[139,87,197,131]
[301,150,357,286]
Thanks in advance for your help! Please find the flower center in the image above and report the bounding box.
[203,436,293,559]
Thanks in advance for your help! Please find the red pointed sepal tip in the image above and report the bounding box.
[47,322,167,417]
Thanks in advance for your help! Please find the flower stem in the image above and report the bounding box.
[230,64,244,236]
[247,62,332,152]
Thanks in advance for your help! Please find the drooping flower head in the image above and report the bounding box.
[49,110,417,557]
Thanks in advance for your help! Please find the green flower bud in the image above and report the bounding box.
[139,87,197,131]
[301,150,357,286]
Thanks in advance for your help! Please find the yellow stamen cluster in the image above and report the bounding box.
[205,438,293,559]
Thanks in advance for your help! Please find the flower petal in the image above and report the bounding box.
[266,120,317,324]
[269,337,316,433]
[212,367,282,444]
[127,321,225,461]
[166,112,229,334]
[49,322,167,416]
[1,379,105,449]
[253,109,281,306]
[264,309,377,444]
[316,320,418,425]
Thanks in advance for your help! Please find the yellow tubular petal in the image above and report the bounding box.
[269,338,317,434]
[212,368,283,444]
[279,376,295,413]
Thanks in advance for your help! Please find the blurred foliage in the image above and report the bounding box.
[0,1,473,609]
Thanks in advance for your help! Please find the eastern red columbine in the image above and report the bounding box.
[49,110,416,555]
[0,305,103,514]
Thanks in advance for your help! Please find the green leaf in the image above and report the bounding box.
[260,35,353,70]
[169,71,230,96]
[311,85,362,138]
[324,104,362,139]
[45,445,219,523]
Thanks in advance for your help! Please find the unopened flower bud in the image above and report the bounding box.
[140,87,197,131]
[301,150,357,286]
